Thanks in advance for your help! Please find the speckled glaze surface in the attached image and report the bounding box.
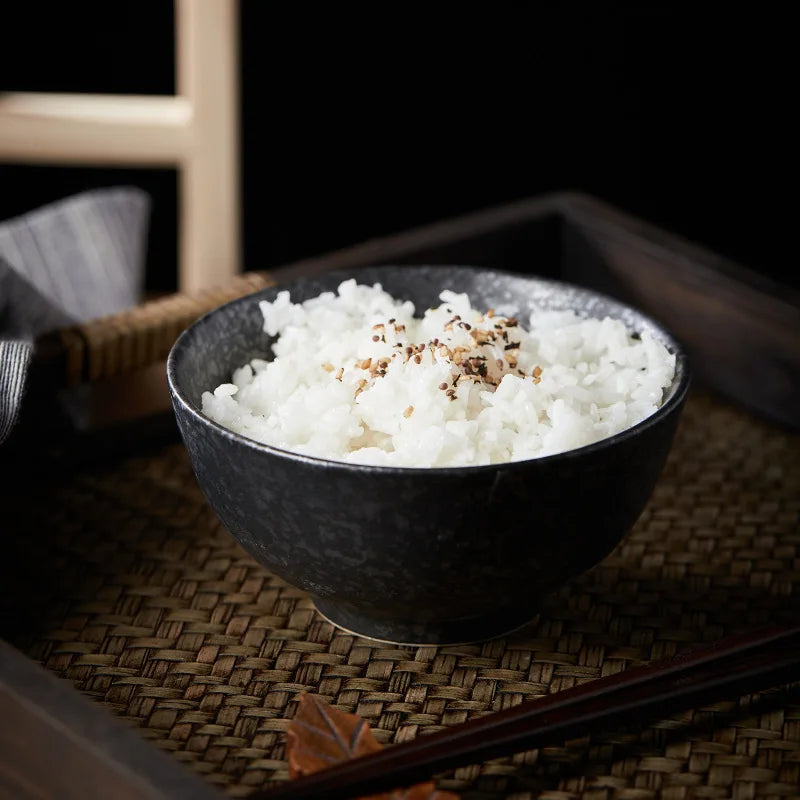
[167,266,691,644]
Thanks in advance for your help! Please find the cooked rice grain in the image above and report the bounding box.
[202,280,675,467]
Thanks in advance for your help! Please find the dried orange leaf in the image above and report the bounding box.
[286,694,458,799]
[287,694,382,779]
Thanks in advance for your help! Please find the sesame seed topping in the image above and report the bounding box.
[207,282,675,468]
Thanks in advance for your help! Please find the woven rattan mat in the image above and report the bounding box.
[3,390,799,799]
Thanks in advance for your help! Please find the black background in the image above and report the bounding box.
[0,4,793,292]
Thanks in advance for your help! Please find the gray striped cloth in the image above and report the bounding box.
[0,187,150,444]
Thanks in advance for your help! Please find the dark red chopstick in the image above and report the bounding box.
[252,623,800,800]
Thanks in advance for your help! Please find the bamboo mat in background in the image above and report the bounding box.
[2,390,799,799]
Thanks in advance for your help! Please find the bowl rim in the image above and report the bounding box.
[167,264,692,474]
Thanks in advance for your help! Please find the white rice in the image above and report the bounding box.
[202,279,676,467]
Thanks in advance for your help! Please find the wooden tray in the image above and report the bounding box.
[2,193,798,799]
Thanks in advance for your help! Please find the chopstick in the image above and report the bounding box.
[253,623,800,800]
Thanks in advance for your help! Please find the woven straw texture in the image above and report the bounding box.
[3,390,799,799]
[35,271,273,386]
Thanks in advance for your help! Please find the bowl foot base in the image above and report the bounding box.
[312,598,537,646]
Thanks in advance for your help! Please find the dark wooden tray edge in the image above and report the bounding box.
[0,640,223,799]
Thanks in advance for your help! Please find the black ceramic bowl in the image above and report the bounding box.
[167,266,690,645]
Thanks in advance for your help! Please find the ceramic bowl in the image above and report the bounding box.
[167,266,690,644]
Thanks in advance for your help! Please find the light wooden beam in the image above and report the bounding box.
[0,93,192,166]
[0,0,240,293]
[176,0,240,292]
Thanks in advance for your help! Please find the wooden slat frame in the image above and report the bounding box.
[0,0,240,293]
